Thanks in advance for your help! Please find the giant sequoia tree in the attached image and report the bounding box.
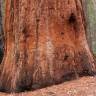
[0,0,96,93]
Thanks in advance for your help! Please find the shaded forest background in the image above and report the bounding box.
[0,0,96,62]
[83,0,96,55]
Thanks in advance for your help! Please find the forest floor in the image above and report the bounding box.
[0,76,96,96]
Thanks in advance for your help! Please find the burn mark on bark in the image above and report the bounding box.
[68,13,76,24]
[64,54,69,61]
[67,0,70,4]
[34,18,39,63]
[0,87,7,93]
[60,32,64,35]
[15,52,20,64]
[74,51,96,76]
[62,72,77,81]
[23,50,28,65]
[17,72,33,92]
[53,45,74,70]
[22,26,28,64]
[22,27,30,38]
[22,27,27,36]
[35,18,40,49]
[17,25,30,91]
[68,12,80,38]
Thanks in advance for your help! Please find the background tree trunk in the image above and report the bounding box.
[0,0,95,93]
[82,0,96,55]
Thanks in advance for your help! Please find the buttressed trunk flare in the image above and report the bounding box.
[0,0,96,93]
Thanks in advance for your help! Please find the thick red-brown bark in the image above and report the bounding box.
[0,0,95,93]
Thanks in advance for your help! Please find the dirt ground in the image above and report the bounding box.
[0,76,96,96]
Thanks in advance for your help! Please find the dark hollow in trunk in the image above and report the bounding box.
[0,0,96,93]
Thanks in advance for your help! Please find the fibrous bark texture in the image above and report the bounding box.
[0,0,95,93]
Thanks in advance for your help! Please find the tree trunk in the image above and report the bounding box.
[0,0,96,93]
[82,0,96,54]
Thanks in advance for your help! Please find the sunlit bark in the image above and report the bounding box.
[0,0,95,93]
